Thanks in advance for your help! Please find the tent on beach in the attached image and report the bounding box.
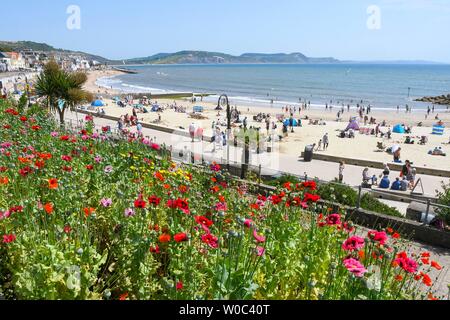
[393,124,406,134]
[283,119,299,127]
[91,100,104,107]
[345,118,360,131]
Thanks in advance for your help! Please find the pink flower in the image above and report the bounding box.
[124,208,135,217]
[151,143,160,151]
[394,252,418,274]
[256,246,265,257]
[368,230,388,245]
[244,219,253,228]
[3,234,16,244]
[50,132,59,137]
[201,233,218,249]
[100,198,112,207]
[342,236,365,252]
[343,258,368,278]
[214,202,227,212]
[253,230,266,243]
[94,156,103,163]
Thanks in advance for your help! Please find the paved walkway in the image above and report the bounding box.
[65,111,450,196]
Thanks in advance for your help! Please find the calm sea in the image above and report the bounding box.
[97,64,450,111]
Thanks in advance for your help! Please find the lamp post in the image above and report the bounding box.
[218,94,231,170]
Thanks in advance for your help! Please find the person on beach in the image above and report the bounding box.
[136,122,143,138]
[401,160,411,178]
[392,146,402,163]
[391,178,402,191]
[408,168,417,189]
[338,161,345,183]
[323,133,329,150]
[189,123,196,142]
[117,118,124,132]
[379,175,390,189]
[400,177,409,191]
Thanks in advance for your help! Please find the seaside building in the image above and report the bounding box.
[0,52,11,72]
[4,52,27,70]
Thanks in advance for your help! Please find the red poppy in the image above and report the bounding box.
[2,234,16,243]
[195,216,214,228]
[19,166,33,177]
[176,281,183,291]
[395,275,403,282]
[421,273,432,287]
[154,171,165,182]
[86,164,94,170]
[201,234,218,249]
[159,234,171,243]
[62,166,73,172]
[84,207,95,218]
[48,178,58,190]
[60,135,70,141]
[0,176,9,185]
[148,196,161,206]
[174,232,188,243]
[134,199,147,209]
[431,261,442,270]
[303,193,320,203]
[149,245,160,254]
[119,292,129,301]
[64,225,72,234]
[44,203,54,215]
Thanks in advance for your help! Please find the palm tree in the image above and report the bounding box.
[35,61,93,125]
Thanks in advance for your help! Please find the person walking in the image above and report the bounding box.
[339,161,345,183]
[323,133,329,150]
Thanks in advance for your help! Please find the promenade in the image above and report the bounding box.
[65,110,450,197]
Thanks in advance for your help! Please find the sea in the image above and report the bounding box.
[96,64,450,112]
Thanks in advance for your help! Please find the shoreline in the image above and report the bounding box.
[88,69,450,115]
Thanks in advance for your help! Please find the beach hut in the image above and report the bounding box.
[432,124,445,135]
[91,100,104,107]
[345,119,360,131]
[393,124,405,134]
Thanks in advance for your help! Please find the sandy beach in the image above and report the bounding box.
[84,70,450,171]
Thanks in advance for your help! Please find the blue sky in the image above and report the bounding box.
[1,0,450,62]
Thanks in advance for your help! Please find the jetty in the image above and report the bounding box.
[112,67,139,74]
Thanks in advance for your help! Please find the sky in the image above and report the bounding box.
[1,0,450,62]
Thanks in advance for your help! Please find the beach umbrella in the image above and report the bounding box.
[91,100,105,107]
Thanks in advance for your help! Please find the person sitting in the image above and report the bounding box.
[362,168,372,188]
[429,147,447,156]
[348,129,355,138]
[371,175,378,186]
[419,136,428,145]
[391,178,402,191]
[379,175,390,189]
[400,177,409,191]
[404,136,414,144]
